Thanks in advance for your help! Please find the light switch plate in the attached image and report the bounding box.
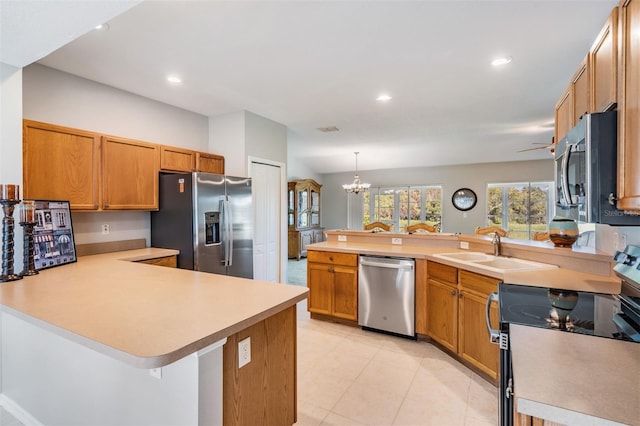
[238,337,251,368]
[460,241,469,249]
[338,235,347,242]
[392,238,402,245]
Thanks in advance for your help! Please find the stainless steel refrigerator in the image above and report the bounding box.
[151,172,253,278]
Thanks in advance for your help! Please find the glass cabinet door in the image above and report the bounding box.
[311,190,320,226]
[288,189,295,226]
[298,189,308,228]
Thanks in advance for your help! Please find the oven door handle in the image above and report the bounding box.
[486,292,500,344]
[613,313,640,342]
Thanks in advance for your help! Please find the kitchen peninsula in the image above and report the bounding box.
[0,248,307,426]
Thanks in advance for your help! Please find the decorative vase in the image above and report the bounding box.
[548,216,578,247]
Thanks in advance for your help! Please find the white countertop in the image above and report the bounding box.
[0,248,308,368]
[510,324,640,426]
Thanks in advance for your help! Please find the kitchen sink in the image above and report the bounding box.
[432,252,557,273]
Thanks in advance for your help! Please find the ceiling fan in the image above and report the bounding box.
[518,138,555,154]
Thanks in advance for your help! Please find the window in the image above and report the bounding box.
[487,182,554,240]
[364,186,442,232]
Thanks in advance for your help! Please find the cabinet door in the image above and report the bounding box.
[554,86,572,142]
[307,262,333,315]
[101,136,160,210]
[195,152,224,174]
[618,0,640,210]
[572,56,590,124]
[300,230,313,257]
[415,259,428,335]
[160,145,194,172]
[332,265,358,321]
[297,189,309,228]
[426,278,458,352]
[590,7,618,112]
[458,289,499,380]
[23,120,100,210]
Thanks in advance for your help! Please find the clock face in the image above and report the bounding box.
[452,188,477,211]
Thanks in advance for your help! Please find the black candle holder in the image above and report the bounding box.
[1,198,23,282]
[20,221,38,277]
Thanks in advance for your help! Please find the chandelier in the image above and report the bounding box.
[342,152,370,194]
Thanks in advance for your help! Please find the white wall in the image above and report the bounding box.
[245,111,287,166]
[22,64,210,246]
[209,111,246,177]
[321,159,554,234]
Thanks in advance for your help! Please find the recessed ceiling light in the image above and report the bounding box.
[167,75,182,84]
[491,56,512,67]
[95,23,109,30]
[376,94,392,102]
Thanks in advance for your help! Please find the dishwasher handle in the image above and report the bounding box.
[359,258,414,270]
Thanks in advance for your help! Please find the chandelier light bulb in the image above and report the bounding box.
[343,152,370,194]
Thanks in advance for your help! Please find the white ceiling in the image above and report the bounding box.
[2,1,619,174]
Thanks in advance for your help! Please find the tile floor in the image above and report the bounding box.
[294,299,499,426]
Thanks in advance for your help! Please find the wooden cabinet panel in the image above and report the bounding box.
[307,250,357,321]
[554,86,573,142]
[426,278,458,352]
[427,261,458,284]
[101,136,160,210]
[196,152,224,174]
[331,265,358,321]
[160,145,194,172]
[572,56,590,124]
[23,120,101,210]
[459,289,499,380]
[590,7,618,112]
[415,259,428,335]
[287,179,323,259]
[618,0,640,210]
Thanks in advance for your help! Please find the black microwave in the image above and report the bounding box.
[554,110,640,225]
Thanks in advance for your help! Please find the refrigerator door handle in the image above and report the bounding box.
[220,198,230,266]
[225,198,233,267]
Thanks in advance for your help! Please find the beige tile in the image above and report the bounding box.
[393,394,467,426]
[320,412,366,426]
[298,372,353,411]
[332,381,405,425]
[295,402,330,426]
[354,357,418,397]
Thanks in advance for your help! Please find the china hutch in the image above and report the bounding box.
[288,179,324,260]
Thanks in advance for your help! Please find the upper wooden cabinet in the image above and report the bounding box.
[554,85,573,142]
[618,0,640,210]
[101,135,160,210]
[590,7,618,112]
[195,152,224,174]
[571,55,590,125]
[160,145,195,172]
[23,120,225,211]
[23,120,101,210]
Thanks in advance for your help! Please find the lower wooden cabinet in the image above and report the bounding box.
[425,261,500,381]
[307,250,357,321]
[288,228,324,260]
[135,255,177,268]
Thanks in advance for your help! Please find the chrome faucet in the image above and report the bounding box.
[492,232,502,257]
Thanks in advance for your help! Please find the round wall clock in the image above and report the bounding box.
[452,188,477,211]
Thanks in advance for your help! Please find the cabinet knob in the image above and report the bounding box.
[450,290,456,296]
[329,256,333,261]
[459,293,463,299]
[328,267,334,273]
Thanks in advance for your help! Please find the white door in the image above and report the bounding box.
[250,160,282,282]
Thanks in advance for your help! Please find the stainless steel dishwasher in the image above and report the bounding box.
[358,255,415,338]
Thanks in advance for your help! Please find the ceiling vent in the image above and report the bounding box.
[317,126,339,133]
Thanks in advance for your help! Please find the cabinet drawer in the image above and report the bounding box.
[459,270,500,295]
[427,261,458,284]
[308,250,357,267]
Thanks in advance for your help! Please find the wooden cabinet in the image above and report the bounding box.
[426,261,459,352]
[23,120,101,210]
[23,120,225,211]
[135,255,177,268]
[307,250,358,321]
[618,0,640,210]
[554,86,572,142]
[415,259,428,335]
[425,261,500,381]
[101,135,160,210]
[288,179,324,259]
[196,152,224,174]
[590,7,618,112]
[571,55,590,125]
[160,145,194,172]
[458,270,500,380]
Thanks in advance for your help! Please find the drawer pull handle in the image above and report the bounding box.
[329,256,334,261]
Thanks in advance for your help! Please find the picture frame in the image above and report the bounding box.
[30,200,77,270]
[452,188,477,211]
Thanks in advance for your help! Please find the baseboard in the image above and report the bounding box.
[0,393,43,426]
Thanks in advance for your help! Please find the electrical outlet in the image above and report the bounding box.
[620,233,628,249]
[392,237,402,245]
[338,235,347,242]
[460,241,470,250]
[101,224,110,235]
[149,367,162,379]
[238,337,251,368]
